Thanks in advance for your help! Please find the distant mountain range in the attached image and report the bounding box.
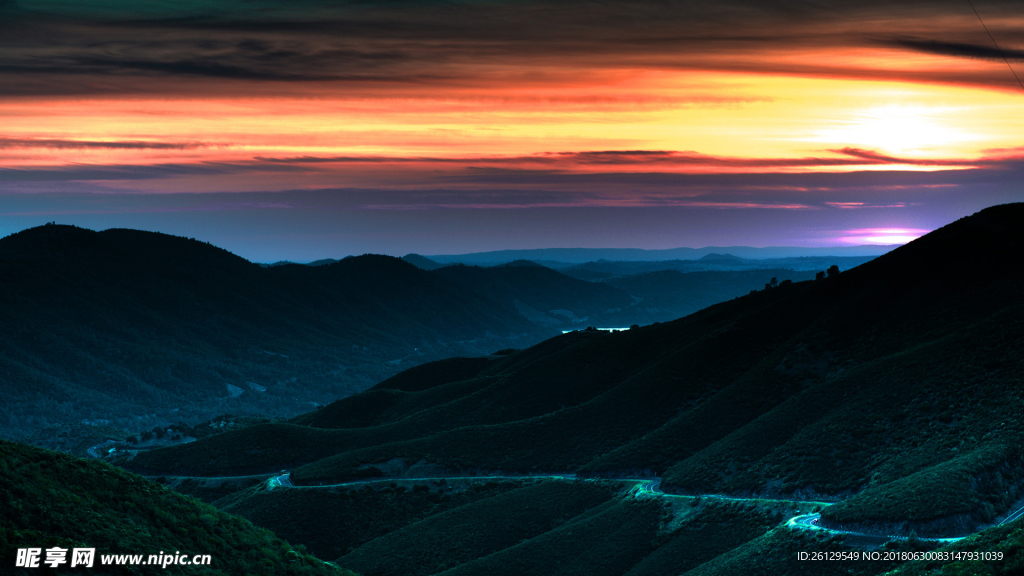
[560,255,879,280]
[260,245,895,269]
[425,244,897,266]
[127,204,1024,552]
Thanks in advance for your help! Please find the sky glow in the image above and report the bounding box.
[0,0,1021,260]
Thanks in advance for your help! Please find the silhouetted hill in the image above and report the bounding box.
[432,263,633,325]
[308,258,341,266]
[0,440,351,575]
[697,253,746,262]
[0,225,624,438]
[262,258,341,267]
[128,204,1024,543]
[401,254,443,270]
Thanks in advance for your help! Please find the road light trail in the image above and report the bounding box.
[148,470,1021,544]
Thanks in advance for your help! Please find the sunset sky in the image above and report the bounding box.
[1,0,1022,261]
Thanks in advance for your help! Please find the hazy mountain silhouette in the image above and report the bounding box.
[401,253,444,270]
[428,245,896,266]
[560,255,879,280]
[697,253,746,262]
[262,258,340,267]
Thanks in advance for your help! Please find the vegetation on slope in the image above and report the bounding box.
[433,496,665,576]
[221,479,531,560]
[622,499,803,576]
[680,528,902,576]
[0,225,553,438]
[588,268,818,325]
[890,517,1024,576]
[0,440,350,576]
[130,204,1024,535]
[820,444,1024,535]
[0,224,666,440]
[208,472,828,576]
[337,480,619,576]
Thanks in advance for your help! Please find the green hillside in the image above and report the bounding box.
[0,440,351,575]
[678,527,898,576]
[889,517,1024,575]
[589,268,819,325]
[336,480,619,576]
[126,204,1024,543]
[213,475,822,576]
[0,225,637,439]
[219,479,534,560]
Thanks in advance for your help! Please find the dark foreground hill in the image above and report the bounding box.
[128,204,1024,543]
[0,440,352,575]
[0,225,633,438]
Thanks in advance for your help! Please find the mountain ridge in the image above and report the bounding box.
[0,225,627,438]
[427,244,898,265]
[124,204,1024,540]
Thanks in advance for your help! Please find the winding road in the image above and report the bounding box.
[1002,503,1024,526]
[266,473,827,506]
[258,472,1024,545]
[132,467,1024,546]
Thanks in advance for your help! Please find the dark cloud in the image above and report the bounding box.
[7,148,1021,203]
[0,138,212,150]
[64,57,350,81]
[0,39,429,83]
[2,1,1022,95]
[892,38,1024,61]
[433,162,1024,196]
[253,148,1016,170]
[0,161,301,183]
[829,148,992,167]
[255,155,482,164]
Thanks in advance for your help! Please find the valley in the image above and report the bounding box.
[5,204,1024,575]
